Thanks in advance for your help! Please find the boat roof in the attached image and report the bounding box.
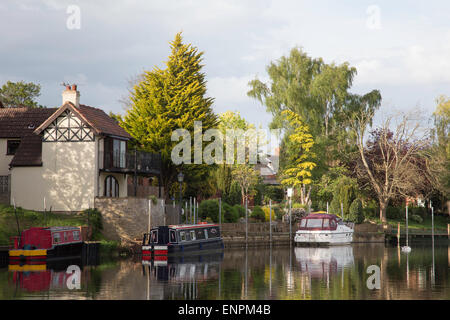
[304,213,339,219]
[166,223,219,230]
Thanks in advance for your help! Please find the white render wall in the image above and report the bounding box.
[10,138,98,211]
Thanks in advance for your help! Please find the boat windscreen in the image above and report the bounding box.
[306,219,323,228]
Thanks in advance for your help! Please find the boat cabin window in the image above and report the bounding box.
[53,233,61,244]
[330,220,337,228]
[196,229,206,240]
[190,230,196,241]
[170,230,177,243]
[300,219,307,228]
[64,232,68,242]
[151,230,158,243]
[73,231,80,241]
[180,231,187,242]
[207,227,220,238]
[306,219,323,228]
[204,229,208,239]
[323,219,329,228]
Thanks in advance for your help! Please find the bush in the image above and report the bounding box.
[410,214,423,224]
[198,199,220,222]
[386,206,402,220]
[348,199,364,224]
[291,207,306,223]
[250,206,265,222]
[292,203,307,209]
[262,206,276,221]
[233,204,246,218]
[82,208,103,240]
[410,207,427,220]
[222,202,239,223]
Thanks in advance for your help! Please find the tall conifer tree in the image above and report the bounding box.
[122,33,218,199]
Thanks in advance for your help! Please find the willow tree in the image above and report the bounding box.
[121,32,218,199]
[280,110,317,205]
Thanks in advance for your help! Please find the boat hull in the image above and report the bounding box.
[294,231,353,246]
[9,242,85,263]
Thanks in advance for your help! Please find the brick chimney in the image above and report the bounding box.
[62,84,80,107]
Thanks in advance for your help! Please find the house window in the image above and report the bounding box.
[6,140,20,155]
[113,139,126,168]
[105,175,119,197]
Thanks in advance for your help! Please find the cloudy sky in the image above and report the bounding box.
[1,0,449,134]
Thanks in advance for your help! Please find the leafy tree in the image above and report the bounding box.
[348,199,364,224]
[350,112,430,223]
[427,95,450,214]
[121,33,217,199]
[222,202,239,223]
[215,111,256,202]
[232,164,260,205]
[0,81,43,108]
[280,110,316,205]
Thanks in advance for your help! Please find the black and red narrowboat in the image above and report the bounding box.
[9,226,84,263]
[142,223,224,261]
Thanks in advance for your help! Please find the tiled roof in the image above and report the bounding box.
[0,107,58,138]
[34,103,132,139]
[1,104,132,167]
[9,134,43,167]
[77,104,132,139]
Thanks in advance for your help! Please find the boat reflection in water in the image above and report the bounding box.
[294,246,354,279]
[142,250,224,283]
[8,254,99,294]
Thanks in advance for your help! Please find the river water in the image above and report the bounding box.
[1,243,449,300]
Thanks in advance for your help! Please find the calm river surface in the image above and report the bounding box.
[1,243,449,300]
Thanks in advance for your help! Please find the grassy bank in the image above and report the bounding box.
[0,204,127,256]
[369,215,450,232]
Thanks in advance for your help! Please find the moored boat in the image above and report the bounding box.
[294,213,354,246]
[142,223,224,261]
[9,226,84,263]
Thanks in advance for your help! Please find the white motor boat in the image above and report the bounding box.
[294,213,354,246]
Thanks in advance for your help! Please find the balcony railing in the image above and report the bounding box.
[101,150,161,175]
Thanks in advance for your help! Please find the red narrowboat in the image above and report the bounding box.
[9,226,84,263]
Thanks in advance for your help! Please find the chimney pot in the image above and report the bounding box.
[62,84,80,107]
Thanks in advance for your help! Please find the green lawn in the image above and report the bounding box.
[370,215,450,232]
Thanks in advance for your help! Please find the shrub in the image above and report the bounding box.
[250,206,265,222]
[233,204,246,218]
[410,214,423,224]
[82,208,103,240]
[386,206,402,220]
[349,199,364,224]
[292,203,307,209]
[198,199,220,222]
[410,206,427,220]
[222,202,239,223]
[262,207,276,221]
[291,207,306,223]
[273,206,283,220]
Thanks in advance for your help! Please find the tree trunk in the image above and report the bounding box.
[379,199,388,224]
